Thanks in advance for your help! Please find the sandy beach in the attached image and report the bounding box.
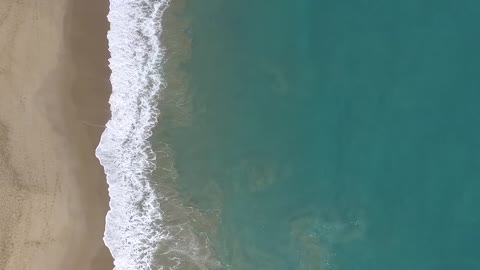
[0,0,113,269]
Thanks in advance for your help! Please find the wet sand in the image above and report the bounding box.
[0,0,113,269]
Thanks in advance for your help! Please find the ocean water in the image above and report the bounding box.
[98,0,480,269]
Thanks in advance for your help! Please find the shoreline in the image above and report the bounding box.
[0,0,113,269]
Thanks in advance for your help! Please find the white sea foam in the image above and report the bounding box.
[96,0,171,269]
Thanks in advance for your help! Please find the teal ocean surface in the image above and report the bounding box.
[148,0,480,269]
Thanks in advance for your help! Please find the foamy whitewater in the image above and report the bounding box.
[96,0,170,269]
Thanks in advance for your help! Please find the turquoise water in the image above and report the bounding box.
[153,0,480,269]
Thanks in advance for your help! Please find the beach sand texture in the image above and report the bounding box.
[0,0,113,269]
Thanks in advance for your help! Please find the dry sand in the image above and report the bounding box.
[0,0,113,269]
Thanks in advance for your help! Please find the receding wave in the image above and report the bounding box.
[96,0,170,269]
[96,0,222,269]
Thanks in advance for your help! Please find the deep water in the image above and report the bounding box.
[152,0,480,269]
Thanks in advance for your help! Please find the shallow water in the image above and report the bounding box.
[150,0,480,269]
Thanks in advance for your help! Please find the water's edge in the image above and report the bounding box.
[96,1,222,269]
[96,1,171,269]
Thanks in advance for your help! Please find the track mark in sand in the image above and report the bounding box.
[0,123,28,270]
[0,124,58,268]
[36,173,61,249]
[0,0,25,80]
[31,1,41,23]
[0,1,14,27]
